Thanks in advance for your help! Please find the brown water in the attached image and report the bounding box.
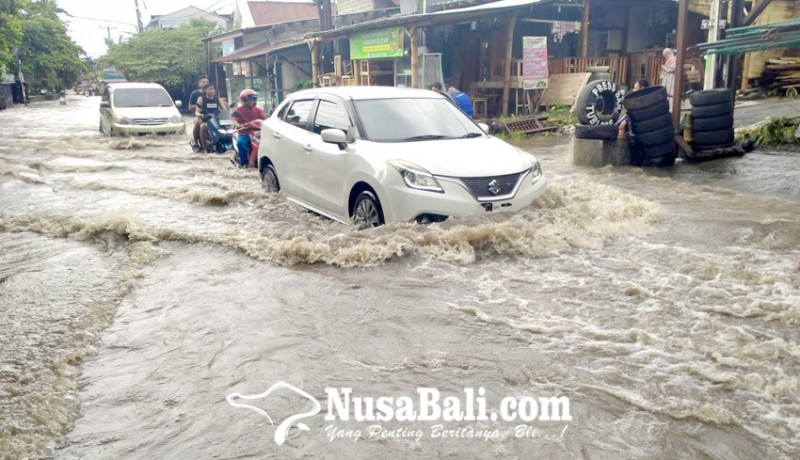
[0,96,798,460]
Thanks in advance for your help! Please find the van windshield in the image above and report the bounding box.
[114,88,174,108]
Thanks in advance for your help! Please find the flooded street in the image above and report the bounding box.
[1,95,799,459]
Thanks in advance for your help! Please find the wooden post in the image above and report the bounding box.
[501,13,516,117]
[309,39,319,87]
[672,0,689,131]
[410,27,419,89]
[581,0,591,59]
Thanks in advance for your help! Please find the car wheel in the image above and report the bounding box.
[352,191,384,229]
[260,164,280,192]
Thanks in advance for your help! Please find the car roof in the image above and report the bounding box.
[288,86,441,101]
[109,82,167,91]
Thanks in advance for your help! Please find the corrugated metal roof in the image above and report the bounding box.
[249,1,319,27]
[211,39,307,62]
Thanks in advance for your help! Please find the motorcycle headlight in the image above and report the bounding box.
[531,158,543,182]
[168,113,182,123]
[117,116,135,125]
[389,160,443,193]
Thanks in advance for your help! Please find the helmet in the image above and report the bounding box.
[239,89,258,102]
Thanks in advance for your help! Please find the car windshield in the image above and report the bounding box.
[352,97,484,142]
[114,88,173,108]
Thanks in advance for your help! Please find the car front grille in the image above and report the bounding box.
[133,118,168,125]
[457,171,526,200]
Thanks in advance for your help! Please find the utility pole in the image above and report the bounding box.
[100,25,117,40]
[704,0,721,89]
[134,0,144,33]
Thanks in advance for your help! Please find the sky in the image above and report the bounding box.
[56,0,238,58]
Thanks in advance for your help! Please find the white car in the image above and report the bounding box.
[99,82,185,136]
[258,86,546,227]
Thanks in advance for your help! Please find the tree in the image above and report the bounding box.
[17,0,86,91]
[105,19,220,95]
[0,0,23,73]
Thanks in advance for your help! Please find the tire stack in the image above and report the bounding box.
[689,88,735,151]
[622,86,676,167]
[573,80,624,142]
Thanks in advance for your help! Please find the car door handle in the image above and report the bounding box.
[303,144,312,153]
[272,132,281,140]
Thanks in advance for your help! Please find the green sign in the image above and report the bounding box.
[103,67,126,81]
[350,28,404,60]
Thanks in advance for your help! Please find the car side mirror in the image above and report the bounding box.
[478,122,489,133]
[321,129,351,150]
[174,100,183,109]
[100,101,110,108]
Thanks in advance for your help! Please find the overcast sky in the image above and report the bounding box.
[56,0,237,58]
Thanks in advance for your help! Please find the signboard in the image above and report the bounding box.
[522,36,549,90]
[350,28,404,60]
[701,19,727,29]
[102,67,126,82]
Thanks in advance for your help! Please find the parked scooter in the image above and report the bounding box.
[231,119,262,168]
[191,110,234,154]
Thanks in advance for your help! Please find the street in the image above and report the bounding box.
[1,95,799,459]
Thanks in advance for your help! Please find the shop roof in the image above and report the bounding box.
[211,39,307,62]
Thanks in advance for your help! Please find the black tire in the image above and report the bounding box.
[690,88,733,107]
[691,128,735,146]
[630,113,673,135]
[691,101,733,119]
[691,114,734,132]
[623,86,668,111]
[641,139,676,158]
[575,80,624,125]
[643,152,676,167]
[628,99,670,123]
[634,125,674,147]
[352,191,384,228]
[260,164,280,193]
[574,123,619,140]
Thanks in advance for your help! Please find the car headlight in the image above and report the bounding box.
[168,114,182,123]
[389,160,443,193]
[531,158,543,182]
[117,116,135,125]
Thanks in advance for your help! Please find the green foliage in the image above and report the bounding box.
[0,0,23,73]
[543,103,577,127]
[750,117,800,146]
[105,19,221,94]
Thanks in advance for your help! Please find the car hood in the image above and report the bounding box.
[110,106,180,119]
[365,137,535,177]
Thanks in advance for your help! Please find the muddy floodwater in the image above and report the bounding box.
[1,96,799,460]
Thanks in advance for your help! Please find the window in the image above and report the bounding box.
[113,88,173,108]
[285,99,314,130]
[275,100,291,120]
[313,100,351,134]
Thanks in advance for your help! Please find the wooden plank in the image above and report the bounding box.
[537,72,591,112]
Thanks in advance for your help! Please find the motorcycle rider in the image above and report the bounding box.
[188,76,208,151]
[195,82,228,153]
[231,89,267,167]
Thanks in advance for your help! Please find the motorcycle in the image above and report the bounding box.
[191,110,234,154]
[231,119,262,168]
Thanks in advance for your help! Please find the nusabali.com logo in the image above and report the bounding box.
[227,382,572,445]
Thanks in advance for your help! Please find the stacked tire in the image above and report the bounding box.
[689,88,735,150]
[622,86,676,167]
[573,80,624,141]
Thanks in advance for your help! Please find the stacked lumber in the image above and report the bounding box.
[762,57,800,92]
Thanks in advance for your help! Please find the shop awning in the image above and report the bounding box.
[211,39,307,63]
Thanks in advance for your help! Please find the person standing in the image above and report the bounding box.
[189,76,209,151]
[660,49,676,111]
[431,82,454,103]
